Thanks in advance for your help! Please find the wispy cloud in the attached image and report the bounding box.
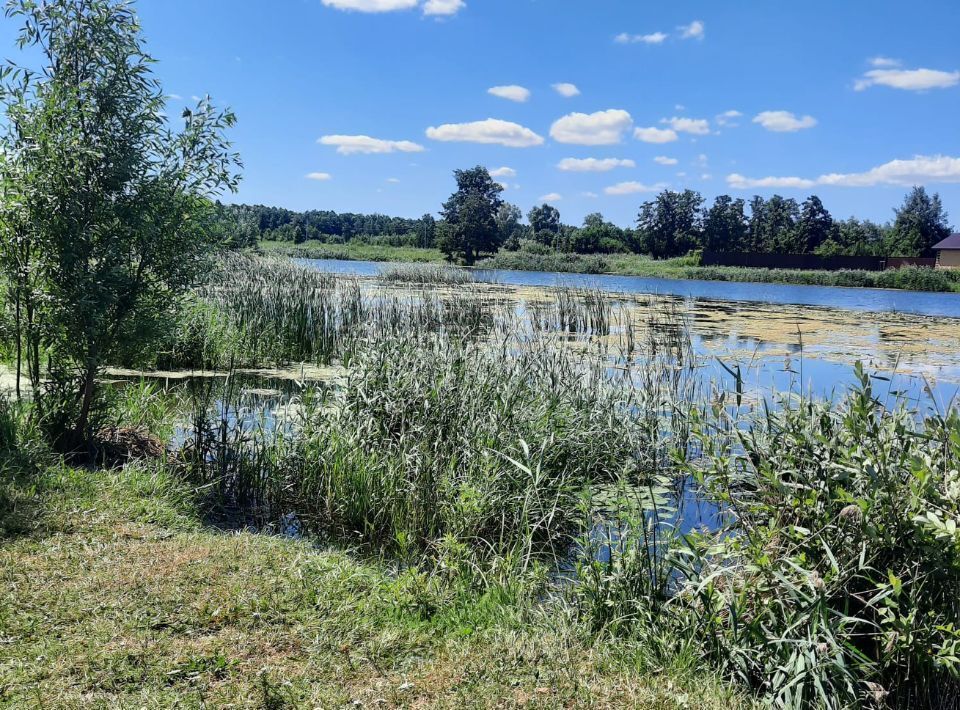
[539,192,562,202]
[426,119,544,147]
[557,157,635,172]
[855,67,960,91]
[752,110,817,132]
[615,31,667,45]
[318,134,425,154]
[552,82,580,98]
[678,20,704,40]
[306,172,333,181]
[488,85,531,102]
[605,181,665,195]
[727,155,960,189]
[322,0,418,12]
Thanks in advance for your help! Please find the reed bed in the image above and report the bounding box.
[153,254,960,708]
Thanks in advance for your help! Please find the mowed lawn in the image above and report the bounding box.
[0,465,747,708]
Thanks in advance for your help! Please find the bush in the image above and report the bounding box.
[686,366,960,707]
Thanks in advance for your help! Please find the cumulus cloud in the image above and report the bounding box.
[605,181,665,195]
[854,67,960,91]
[322,0,418,12]
[422,0,464,16]
[488,85,531,102]
[654,156,678,166]
[726,155,960,190]
[679,20,704,40]
[818,155,960,187]
[305,172,333,181]
[557,157,635,172]
[552,82,581,98]
[661,116,710,135]
[489,166,516,178]
[635,126,678,143]
[752,110,817,132]
[426,119,544,147]
[319,134,425,155]
[870,56,901,68]
[615,31,667,45]
[550,109,633,145]
[539,193,562,202]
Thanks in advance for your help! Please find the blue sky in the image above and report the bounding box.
[4,0,960,227]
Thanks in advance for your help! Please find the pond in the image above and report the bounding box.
[299,258,960,406]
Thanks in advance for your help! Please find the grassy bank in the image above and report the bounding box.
[260,239,445,264]
[476,250,960,292]
[0,465,743,708]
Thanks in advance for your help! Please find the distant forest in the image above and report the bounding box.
[216,169,953,264]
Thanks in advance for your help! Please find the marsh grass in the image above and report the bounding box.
[381,262,478,285]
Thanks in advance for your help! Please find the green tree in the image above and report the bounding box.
[437,166,504,264]
[415,213,436,248]
[0,0,240,453]
[702,195,748,252]
[495,203,524,249]
[886,186,951,256]
[636,189,704,258]
[527,204,561,246]
[748,195,799,253]
[795,195,834,253]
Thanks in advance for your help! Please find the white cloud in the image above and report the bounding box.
[604,181,665,196]
[426,119,544,147]
[870,56,901,68]
[818,155,960,187]
[166,93,182,101]
[386,177,401,183]
[489,166,516,178]
[752,110,817,132]
[306,172,333,181]
[726,174,816,189]
[550,109,633,145]
[318,134,425,155]
[322,0,418,12]
[581,191,599,198]
[539,193,562,202]
[716,109,743,127]
[654,156,678,166]
[557,157,635,172]
[615,31,667,45]
[678,20,705,40]
[635,126,678,143]
[854,67,960,91]
[552,82,580,98]
[422,0,464,16]
[661,116,710,135]
[726,155,960,190]
[488,85,531,103]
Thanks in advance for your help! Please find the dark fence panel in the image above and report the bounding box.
[701,252,935,272]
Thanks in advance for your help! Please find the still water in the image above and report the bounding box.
[300,258,960,406]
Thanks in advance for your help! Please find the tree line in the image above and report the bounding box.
[223,167,953,264]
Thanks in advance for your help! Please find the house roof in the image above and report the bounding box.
[933,233,960,250]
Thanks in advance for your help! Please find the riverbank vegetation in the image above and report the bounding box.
[1,2,959,708]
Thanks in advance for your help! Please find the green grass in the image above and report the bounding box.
[476,250,960,292]
[260,239,446,264]
[0,464,747,708]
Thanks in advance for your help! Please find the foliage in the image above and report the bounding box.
[0,0,239,453]
[437,166,505,265]
[887,186,952,257]
[636,189,704,258]
[686,367,960,707]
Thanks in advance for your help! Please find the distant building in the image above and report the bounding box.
[933,234,960,269]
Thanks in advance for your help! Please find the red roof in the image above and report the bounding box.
[933,233,960,250]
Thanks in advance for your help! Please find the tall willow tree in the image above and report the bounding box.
[0,0,240,454]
